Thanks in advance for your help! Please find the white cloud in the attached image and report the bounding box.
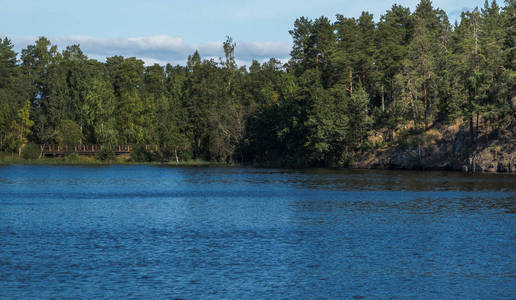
[238,42,291,59]
[5,34,291,67]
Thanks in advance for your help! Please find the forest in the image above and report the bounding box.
[0,0,514,166]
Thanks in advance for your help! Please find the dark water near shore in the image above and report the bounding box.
[0,165,515,298]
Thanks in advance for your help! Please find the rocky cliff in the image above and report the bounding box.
[352,120,516,173]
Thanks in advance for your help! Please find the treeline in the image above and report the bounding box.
[0,0,514,165]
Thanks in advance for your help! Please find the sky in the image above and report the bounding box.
[1,0,492,66]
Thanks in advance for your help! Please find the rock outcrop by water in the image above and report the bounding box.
[352,121,516,173]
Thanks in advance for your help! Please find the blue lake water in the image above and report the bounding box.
[0,165,515,298]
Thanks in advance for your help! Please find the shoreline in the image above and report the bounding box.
[1,156,514,175]
[0,155,222,167]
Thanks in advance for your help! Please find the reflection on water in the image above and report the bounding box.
[0,165,515,298]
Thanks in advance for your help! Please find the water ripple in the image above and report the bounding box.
[0,165,514,298]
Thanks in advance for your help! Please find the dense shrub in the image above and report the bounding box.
[56,120,82,146]
[95,147,116,161]
[22,143,40,159]
[338,150,353,167]
[64,153,80,162]
[360,140,373,152]
[156,147,173,162]
[130,144,151,162]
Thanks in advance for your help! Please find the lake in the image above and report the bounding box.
[0,165,514,298]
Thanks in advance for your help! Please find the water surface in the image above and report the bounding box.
[0,165,515,298]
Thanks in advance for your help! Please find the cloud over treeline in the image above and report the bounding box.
[6,35,291,66]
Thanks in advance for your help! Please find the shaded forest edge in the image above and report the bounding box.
[1,0,515,172]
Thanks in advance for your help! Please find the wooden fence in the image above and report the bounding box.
[40,144,158,156]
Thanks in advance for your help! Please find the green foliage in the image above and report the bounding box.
[0,0,513,167]
[56,120,82,146]
[338,149,354,167]
[22,143,40,159]
[348,85,372,148]
[361,140,374,152]
[3,101,34,155]
[0,37,30,152]
[410,134,425,148]
[64,153,80,162]
[95,147,116,161]
[130,144,151,162]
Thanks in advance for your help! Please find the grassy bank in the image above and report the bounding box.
[0,152,221,167]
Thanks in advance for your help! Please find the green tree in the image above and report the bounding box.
[0,2,514,168]
[396,16,438,129]
[0,37,29,150]
[56,120,82,146]
[106,56,146,143]
[479,0,513,129]
[21,37,59,144]
[453,9,489,142]
[347,84,372,148]
[5,101,34,155]
[289,17,315,75]
[84,76,118,144]
[375,5,412,115]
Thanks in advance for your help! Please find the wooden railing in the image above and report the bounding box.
[40,144,159,156]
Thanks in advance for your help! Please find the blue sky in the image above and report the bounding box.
[1,0,491,65]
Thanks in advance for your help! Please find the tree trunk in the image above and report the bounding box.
[18,124,23,157]
[407,80,419,128]
[470,114,475,144]
[348,70,353,95]
[476,112,479,141]
[362,63,366,83]
[175,147,179,163]
[381,85,385,112]
[423,84,428,130]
